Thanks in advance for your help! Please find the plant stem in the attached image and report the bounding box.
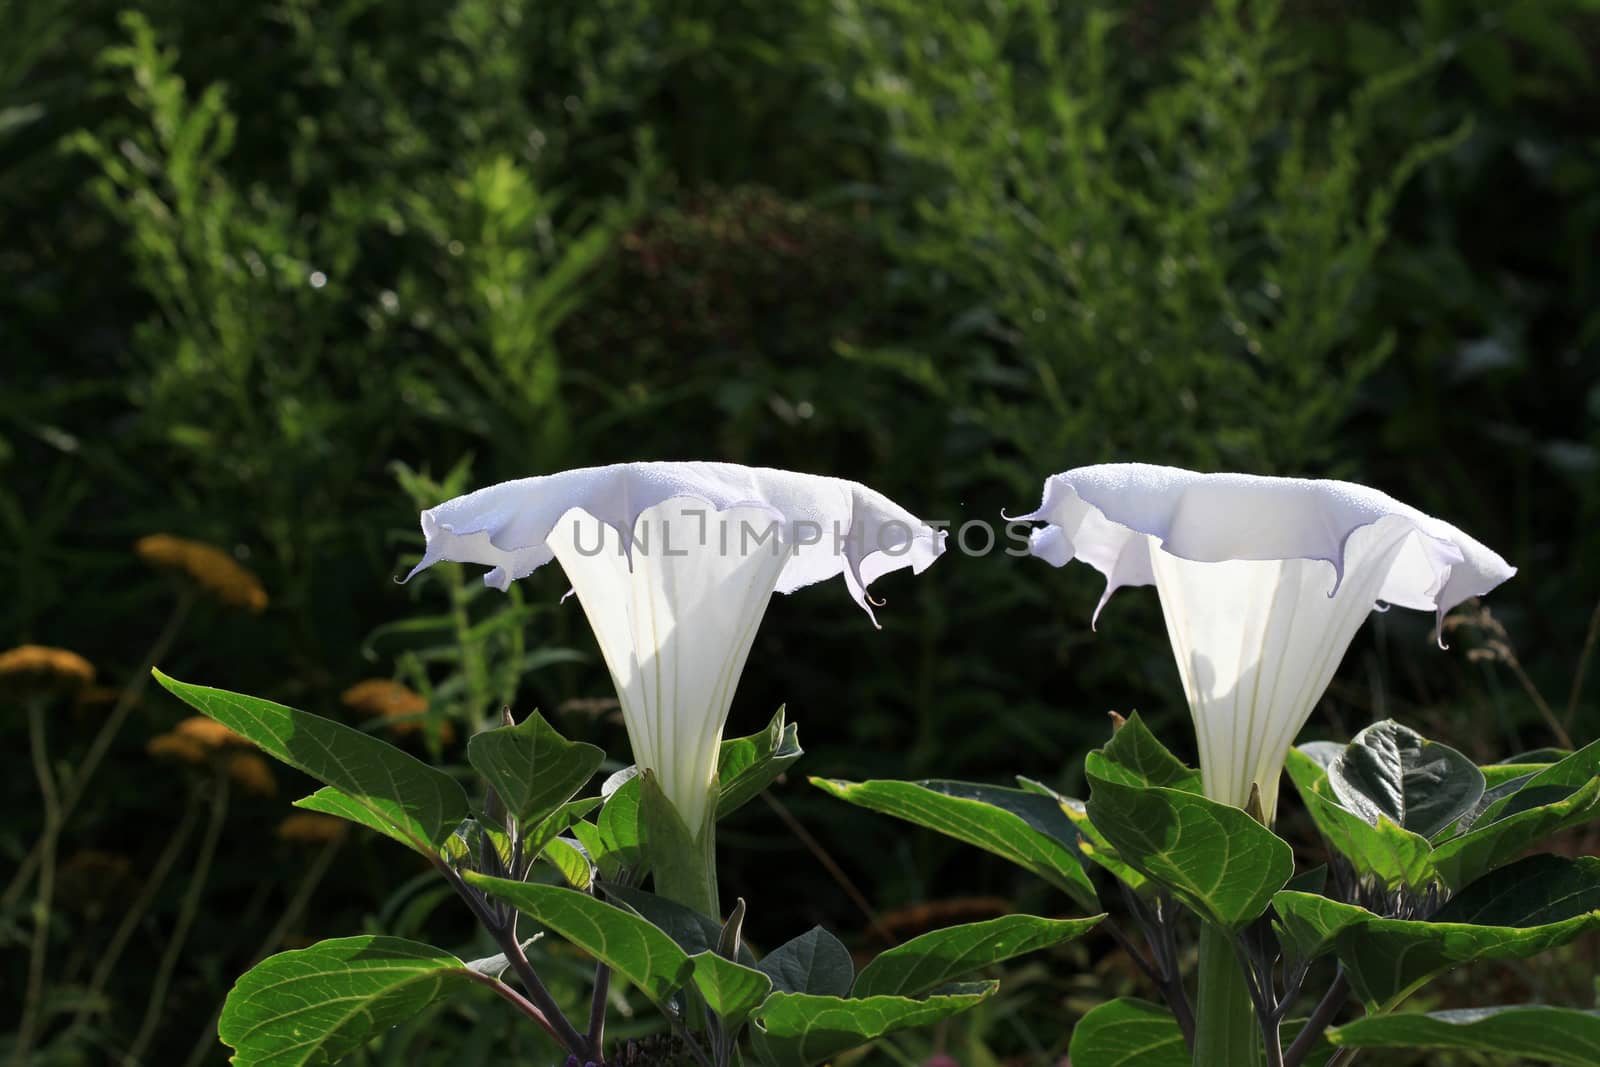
[460,971,566,1045]
[435,860,590,1057]
[2,591,194,912]
[1284,971,1348,1067]
[588,961,611,1056]
[759,791,891,943]
[1193,923,1264,1067]
[67,796,202,1039]
[13,698,62,1066]
[123,764,230,1066]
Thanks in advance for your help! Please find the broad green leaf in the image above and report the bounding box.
[463,875,689,1004]
[600,884,755,965]
[1284,750,1436,892]
[1271,891,1372,965]
[1067,998,1188,1067]
[688,949,772,1026]
[218,936,478,1066]
[1021,777,1146,893]
[813,777,1098,911]
[718,707,802,818]
[1433,854,1600,927]
[1327,720,1484,838]
[1479,763,1550,789]
[572,776,646,883]
[540,837,593,889]
[1273,857,1600,1011]
[853,913,1102,998]
[154,671,467,855]
[749,982,995,1066]
[1091,712,1203,792]
[1328,1005,1600,1065]
[465,710,604,826]
[295,787,428,856]
[1431,776,1600,890]
[1477,736,1600,823]
[524,797,602,858]
[757,926,853,997]
[1086,771,1293,929]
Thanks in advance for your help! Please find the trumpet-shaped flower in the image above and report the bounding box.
[407,462,945,838]
[1015,464,1514,821]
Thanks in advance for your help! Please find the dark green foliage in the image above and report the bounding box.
[4,0,1598,1062]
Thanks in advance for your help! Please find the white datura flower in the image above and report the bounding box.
[407,462,945,837]
[1015,464,1515,822]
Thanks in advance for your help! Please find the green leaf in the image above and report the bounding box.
[524,797,602,858]
[463,875,689,1004]
[757,926,854,997]
[218,936,478,1066]
[1433,854,1600,927]
[1327,720,1484,838]
[1328,1006,1600,1065]
[1086,770,1293,930]
[540,837,593,889]
[599,883,757,966]
[718,707,802,818]
[688,949,772,1026]
[1067,998,1188,1067]
[571,776,646,883]
[293,787,431,856]
[749,983,995,1066]
[1273,857,1600,1011]
[1284,750,1437,892]
[1478,737,1600,823]
[1431,775,1600,890]
[154,671,467,855]
[465,710,604,826]
[1271,891,1372,965]
[853,913,1103,998]
[812,777,1098,911]
[1091,712,1203,792]
[1021,777,1148,892]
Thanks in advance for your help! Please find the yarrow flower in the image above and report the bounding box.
[137,534,268,613]
[227,752,278,797]
[146,732,208,764]
[0,645,95,696]
[342,679,455,743]
[276,813,349,844]
[175,715,250,750]
[405,462,945,844]
[1015,464,1515,821]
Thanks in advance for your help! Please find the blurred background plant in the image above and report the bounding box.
[3,0,1597,1062]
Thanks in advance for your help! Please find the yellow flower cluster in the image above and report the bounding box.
[175,715,248,749]
[227,752,278,797]
[136,534,268,613]
[0,645,96,694]
[275,813,347,844]
[146,733,208,764]
[341,679,455,743]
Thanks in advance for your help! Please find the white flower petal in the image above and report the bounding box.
[549,501,790,831]
[1018,463,1515,820]
[407,462,945,623]
[406,462,947,831]
[1015,464,1512,635]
